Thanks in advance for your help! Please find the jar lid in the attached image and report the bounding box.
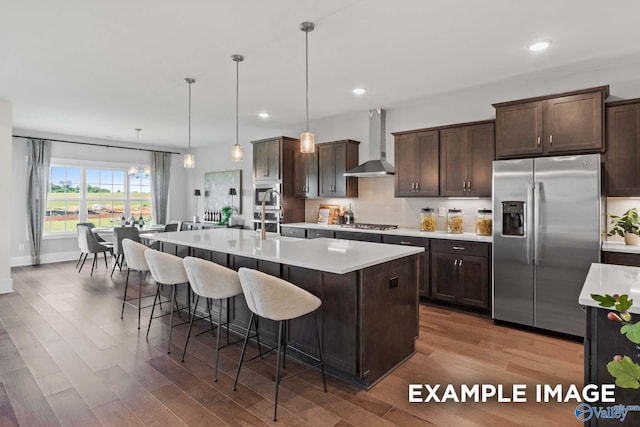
[421,208,434,212]
[448,208,462,213]
[477,208,492,213]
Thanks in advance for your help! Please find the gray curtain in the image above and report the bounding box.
[27,138,52,266]
[150,152,172,225]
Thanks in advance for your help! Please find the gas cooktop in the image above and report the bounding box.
[340,223,398,231]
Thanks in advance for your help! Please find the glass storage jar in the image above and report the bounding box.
[447,208,463,234]
[420,208,436,232]
[476,208,493,236]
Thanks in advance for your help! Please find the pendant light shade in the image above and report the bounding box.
[300,21,315,153]
[128,128,149,178]
[184,77,196,168]
[231,54,244,161]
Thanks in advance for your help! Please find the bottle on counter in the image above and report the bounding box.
[138,215,144,229]
[447,208,463,234]
[120,214,126,226]
[420,208,436,232]
[129,213,136,226]
[476,208,492,236]
[344,204,355,224]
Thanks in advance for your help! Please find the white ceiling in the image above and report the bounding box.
[2,0,640,148]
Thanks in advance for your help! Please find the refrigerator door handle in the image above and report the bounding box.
[534,181,541,265]
[526,182,534,265]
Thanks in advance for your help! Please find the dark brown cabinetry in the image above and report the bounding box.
[440,122,494,197]
[605,99,640,196]
[253,137,282,180]
[602,251,640,267]
[318,140,359,198]
[382,235,429,297]
[294,151,318,198]
[306,229,335,239]
[280,226,306,238]
[494,86,608,159]
[430,240,490,309]
[393,130,439,197]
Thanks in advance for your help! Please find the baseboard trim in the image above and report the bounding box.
[10,251,110,267]
[0,277,13,294]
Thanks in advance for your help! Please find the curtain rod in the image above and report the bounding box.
[12,134,181,155]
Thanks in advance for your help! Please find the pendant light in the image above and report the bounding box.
[300,21,315,153]
[231,54,244,161]
[183,77,196,168]
[128,128,149,178]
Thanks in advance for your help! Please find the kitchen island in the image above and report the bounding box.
[580,263,640,426]
[144,228,424,389]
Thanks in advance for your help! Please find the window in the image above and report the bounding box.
[46,164,153,234]
[45,167,81,233]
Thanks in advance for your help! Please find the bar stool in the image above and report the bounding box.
[144,249,189,353]
[234,267,327,421]
[182,256,246,381]
[121,238,154,329]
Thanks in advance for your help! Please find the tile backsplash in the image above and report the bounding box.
[304,176,492,232]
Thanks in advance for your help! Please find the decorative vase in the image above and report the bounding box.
[624,233,640,246]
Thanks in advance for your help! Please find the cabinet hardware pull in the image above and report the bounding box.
[537,136,541,146]
[459,259,463,268]
[415,182,419,191]
[411,182,415,190]
[453,246,465,250]
[468,181,471,191]
[463,181,466,191]
[454,259,458,267]
[400,241,412,245]
[549,135,553,145]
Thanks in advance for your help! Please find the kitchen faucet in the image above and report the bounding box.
[261,188,281,240]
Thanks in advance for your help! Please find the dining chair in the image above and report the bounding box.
[234,267,327,421]
[111,226,141,277]
[75,222,109,268]
[77,224,113,276]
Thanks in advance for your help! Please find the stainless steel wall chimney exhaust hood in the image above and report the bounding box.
[343,108,395,177]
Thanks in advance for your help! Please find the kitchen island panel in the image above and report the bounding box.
[361,255,418,386]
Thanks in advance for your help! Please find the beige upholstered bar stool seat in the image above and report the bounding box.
[121,238,155,329]
[234,267,327,421]
[144,249,189,353]
[182,256,246,381]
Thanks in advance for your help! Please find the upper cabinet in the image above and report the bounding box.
[440,122,494,197]
[318,140,359,198]
[253,137,282,180]
[294,151,318,198]
[494,86,608,159]
[393,130,439,197]
[605,99,640,196]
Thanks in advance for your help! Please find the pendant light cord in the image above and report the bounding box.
[305,29,309,133]
[236,57,239,146]
[188,81,192,153]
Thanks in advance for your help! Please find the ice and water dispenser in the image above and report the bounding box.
[501,201,525,237]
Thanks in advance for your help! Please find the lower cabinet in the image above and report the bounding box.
[334,230,382,243]
[430,240,490,309]
[601,251,640,267]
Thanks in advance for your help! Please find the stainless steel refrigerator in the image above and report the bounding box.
[492,154,601,337]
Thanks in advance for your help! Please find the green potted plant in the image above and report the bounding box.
[606,207,640,246]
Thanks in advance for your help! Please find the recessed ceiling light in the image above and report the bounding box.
[258,112,270,119]
[529,40,551,51]
[352,88,367,95]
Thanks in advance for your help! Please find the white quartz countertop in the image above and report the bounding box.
[579,263,640,314]
[142,228,424,275]
[282,222,492,243]
[601,241,640,254]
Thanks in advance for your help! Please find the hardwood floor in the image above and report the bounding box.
[0,261,584,426]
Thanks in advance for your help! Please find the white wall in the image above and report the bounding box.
[0,99,13,293]
[10,130,187,266]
